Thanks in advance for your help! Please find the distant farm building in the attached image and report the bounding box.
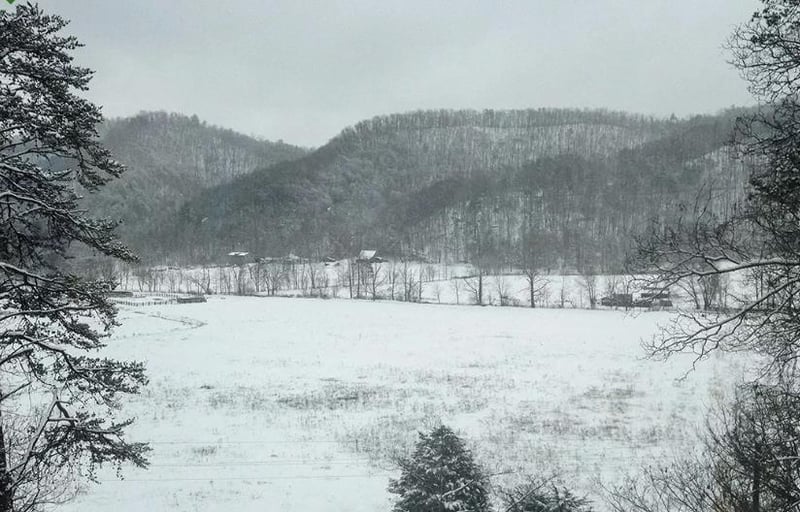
[356,250,385,285]
[600,293,632,308]
[356,250,384,264]
[227,251,250,265]
[176,295,208,304]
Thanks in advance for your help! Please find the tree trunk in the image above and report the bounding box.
[0,405,14,512]
[752,463,761,512]
[477,270,483,306]
[530,279,536,308]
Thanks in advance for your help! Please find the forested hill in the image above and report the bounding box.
[147,108,748,271]
[83,111,308,248]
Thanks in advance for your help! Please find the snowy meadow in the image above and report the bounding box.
[62,297,748,512]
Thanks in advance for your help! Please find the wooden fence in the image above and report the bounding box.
[109,291,206,307]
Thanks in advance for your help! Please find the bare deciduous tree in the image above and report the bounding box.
[579,267,598,309]
[451,277,462,305]
[165,269,180,293]
[462,276,483,306]
[607,385,800,512]
[525,271,550,308]
[493,274,512,306]
[263,262,285,296]
[615,5,800,511]
[369,262,385,300]
[401,260,419,302]
[249,261,263,294]
[187,265,213,295]
[388,261,401,300]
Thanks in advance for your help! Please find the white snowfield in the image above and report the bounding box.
[61,297,749,512]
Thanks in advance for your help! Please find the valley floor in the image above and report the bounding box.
[62,297,748,511]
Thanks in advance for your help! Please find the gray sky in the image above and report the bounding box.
[34,0,758,147]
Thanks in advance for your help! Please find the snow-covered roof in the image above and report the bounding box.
[358,250,377,260]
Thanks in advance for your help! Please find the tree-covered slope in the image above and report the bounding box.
[82,111,308,249]
[151,108,747,270]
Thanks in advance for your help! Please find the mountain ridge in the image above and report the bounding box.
[138,107,750,270]
[83,111,309,249]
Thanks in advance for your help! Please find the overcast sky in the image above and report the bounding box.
[34,0,758,147]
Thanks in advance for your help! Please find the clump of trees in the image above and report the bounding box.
[501,480,593,512]
[389,425,591,512]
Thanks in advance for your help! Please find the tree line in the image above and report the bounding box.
[83,110,308,253]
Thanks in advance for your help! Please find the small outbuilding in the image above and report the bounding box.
[356,250,385,264]
[176,295,207,304]
[227,251,250,265]
[355,250,385,286]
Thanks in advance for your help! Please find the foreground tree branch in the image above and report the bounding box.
[618,3,800,511]
[0,4,148,510]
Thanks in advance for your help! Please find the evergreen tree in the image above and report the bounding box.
[501,480,592,512]
[0,5,147,510]
[388,425,491,512]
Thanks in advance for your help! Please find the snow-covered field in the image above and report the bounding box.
[62,297,749,511]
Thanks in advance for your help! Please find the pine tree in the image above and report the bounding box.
[501,480,592,512]
[388,425,491,512]
[0,4,148,510]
